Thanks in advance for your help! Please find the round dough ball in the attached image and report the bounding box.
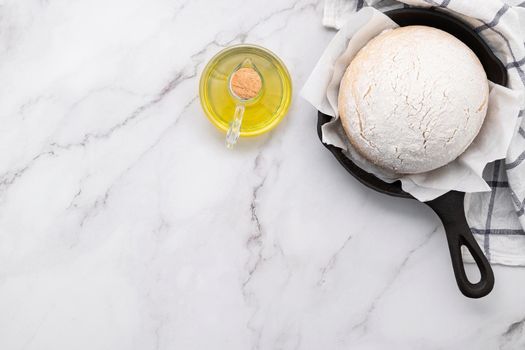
[338,25,489,174]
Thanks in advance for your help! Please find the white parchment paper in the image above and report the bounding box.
[301,7,523,201]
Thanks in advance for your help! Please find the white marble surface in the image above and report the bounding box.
[1,0,525,349]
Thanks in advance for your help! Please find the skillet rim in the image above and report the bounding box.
[317,7,508,200]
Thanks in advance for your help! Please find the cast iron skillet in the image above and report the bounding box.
[317,8,508,298]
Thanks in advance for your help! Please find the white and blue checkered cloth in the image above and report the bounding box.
[323,0,525,265]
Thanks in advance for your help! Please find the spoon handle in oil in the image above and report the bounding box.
[226,104,245,149]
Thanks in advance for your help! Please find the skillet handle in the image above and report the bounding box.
[426,191,494,298]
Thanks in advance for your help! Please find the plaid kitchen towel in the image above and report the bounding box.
[323,0,525,265]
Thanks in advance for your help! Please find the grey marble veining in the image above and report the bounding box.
[1,0,525,349]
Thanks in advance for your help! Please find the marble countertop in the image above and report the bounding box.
[1,0,525,349]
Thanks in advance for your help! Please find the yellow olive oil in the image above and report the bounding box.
[199,45,292,137]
